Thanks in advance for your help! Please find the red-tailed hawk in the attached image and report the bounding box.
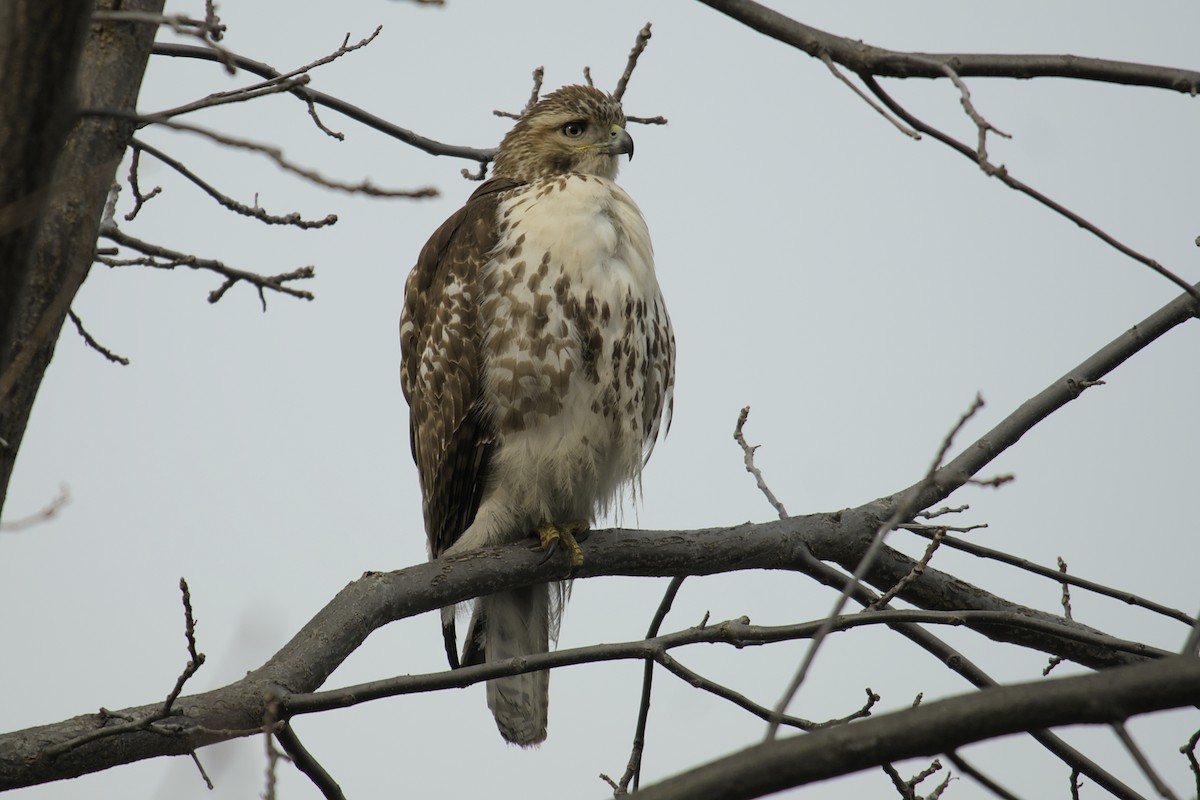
[400,85,674,746]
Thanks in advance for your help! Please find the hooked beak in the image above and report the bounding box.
[608,125,634,160]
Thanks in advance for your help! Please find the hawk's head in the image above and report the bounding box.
[492,85,633,182]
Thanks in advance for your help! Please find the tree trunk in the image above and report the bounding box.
[0,0,165,516]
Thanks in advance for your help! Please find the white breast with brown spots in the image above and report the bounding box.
[450,173,673,553]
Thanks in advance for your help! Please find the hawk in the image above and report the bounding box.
[400,85,674,746]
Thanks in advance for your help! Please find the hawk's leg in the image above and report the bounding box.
[536,519,589,569]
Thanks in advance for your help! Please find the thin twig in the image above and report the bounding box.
[151,43,494,161]
[132,138,337,229]
[870,527,945,610]
[860,75,1200,306]
[1070,768,1083,800]
[93,10,232,72]
[495,67,545,120]
[946,750,1024,800]
[1045,557,1075,675]
[625,115,669,125]
[188,751,213,790]
[1112,721,1179,800]
[0,484,70,531]
[766,394,986,740]
[284,607,1164,717]
[275,722,346,800]
[124,147,161,221]
[1181,607,1200,656]
[99,224,315,306]
[904,528,1195,626]
[917,504,969,519]
[734,406,789,519]
[153,27,383,136]
[622,576,686,793]
[1057,557,1074,621]
[80,109,439,199]
[43,579,207,758]
[164,578,205,716]
[614,23,653,100]
[67,309,130,365]
[153,75,312,120]
[1181,729,1200,799]
[821,52,919,139]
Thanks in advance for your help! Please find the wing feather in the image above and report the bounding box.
[400,178,523,557]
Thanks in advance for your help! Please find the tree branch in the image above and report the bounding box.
[4,276,1196,788]
[626,657,1200,800]
[695,0,1200,94]
[149,43,496,162]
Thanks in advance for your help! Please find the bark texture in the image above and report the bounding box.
[0,0,165,515]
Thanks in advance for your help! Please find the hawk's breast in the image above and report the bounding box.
[479,173,673,518]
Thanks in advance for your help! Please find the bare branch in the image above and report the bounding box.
[151,26,382,136]
[1112,721,1180,800]
[613,23,653,101]
[696,0,1200,94]
[132,138,337,229]
[164,578,205,716]
[621,576,686,794]
[870,526,945,610]
[495,66,545,120]
[630,657,1200,800]
[98,224,315,305]
[123,146,161,221]
[767,393,985,739]
[460,162,488,182]
[41,578,208,761]
[1057,557,1075,621]
[92,10,232,72]
[860,75,1200,306]
[905,527,1194,626]
[67,309,130,365]
[80,109,438,199]
[274,721,345,800]
[945,751,1022,800]
[733,406,788,519]
[153,74,312,119]
[0,484,70,532]
[820,52,920,139]
[150,43,496,162]
[883,759,943,800]
[1181,729,1200,799]
[625,115,669,125]
[188,751,213,791]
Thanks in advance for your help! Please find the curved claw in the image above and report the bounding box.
[536,519,589,569]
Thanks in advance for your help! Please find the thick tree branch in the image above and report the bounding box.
[627,657,1200,800]
[696,0,1200,94]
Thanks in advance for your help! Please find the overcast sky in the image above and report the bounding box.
[4,2,1199,798]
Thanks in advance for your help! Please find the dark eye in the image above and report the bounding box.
[562,120,588,138]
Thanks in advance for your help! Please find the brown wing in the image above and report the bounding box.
[400,178,523,558]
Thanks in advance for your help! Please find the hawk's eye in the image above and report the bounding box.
[562,121,588,138]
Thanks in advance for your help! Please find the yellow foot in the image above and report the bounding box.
[536,519,589,569]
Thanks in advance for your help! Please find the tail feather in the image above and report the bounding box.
[481,584,549,746]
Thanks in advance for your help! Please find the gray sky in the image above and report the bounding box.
[4,2,1199,798]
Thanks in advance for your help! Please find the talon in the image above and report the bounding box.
[536,520,589,569]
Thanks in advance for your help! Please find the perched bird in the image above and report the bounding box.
[399,84,674,746]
